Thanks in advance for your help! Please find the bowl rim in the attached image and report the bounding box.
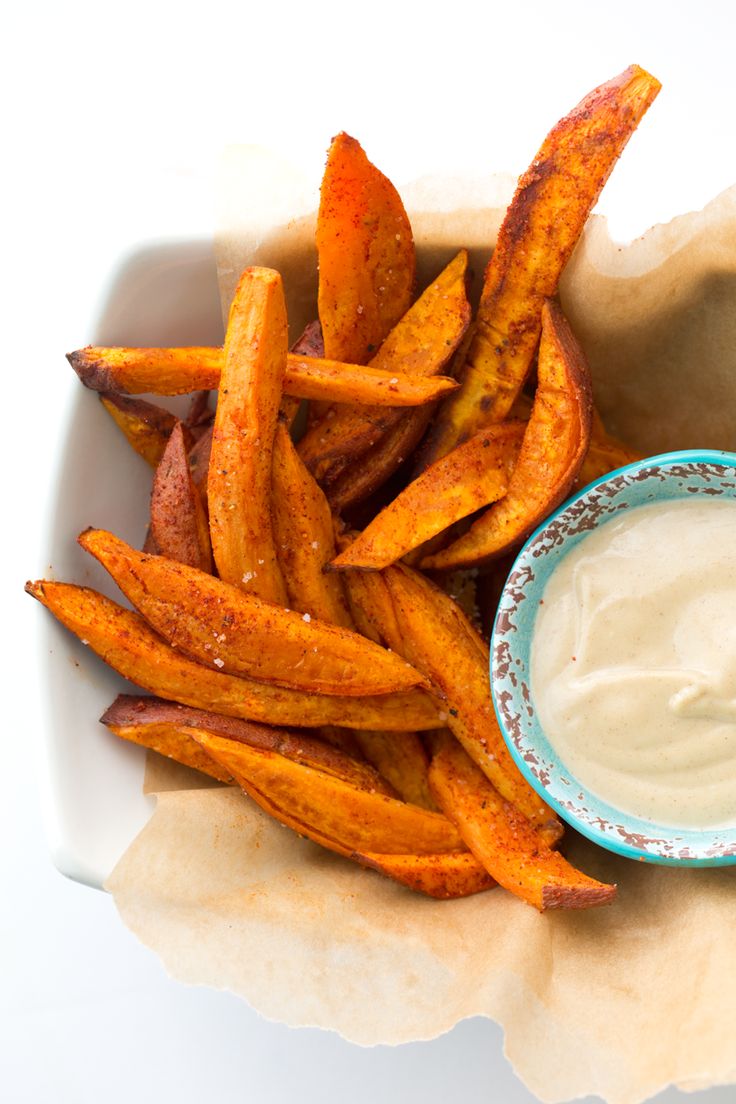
[490,446,736,867]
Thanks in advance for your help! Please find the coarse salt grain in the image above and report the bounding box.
[213,658,225,668]
[302,613,311,622]
[311,540,319,549]
[389,377,399,384]
[357,304,364,314]
[242,572,253,583]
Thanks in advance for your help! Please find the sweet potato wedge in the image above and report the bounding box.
[70,345,457,408]
[187,423,212,497]
[317,131,415,365]
[574,418,643,490]
[352,850,495,899]
[330,421,524,571]
[191,732,463,854]
[271,422,353,628]
[99,392,181,468]
[208,267,288,602]
[79,528,428,698]
[101,694,396,796]
[344,561,562,842]
[352,730,436,810]
[298,251,471,481]
[150,422,212,572]
[423,301,593,570]
[424,65,660,460]
[25,581,441,730]
[428,732,616,910]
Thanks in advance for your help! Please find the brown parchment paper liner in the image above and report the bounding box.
[107,147,736,1104]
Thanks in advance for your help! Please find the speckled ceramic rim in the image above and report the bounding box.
[490,449,736,867]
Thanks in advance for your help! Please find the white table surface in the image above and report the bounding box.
[5,3,736,1100]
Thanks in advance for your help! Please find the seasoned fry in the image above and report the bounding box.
[191,732,463,854]
[330,422,523,571]
[26,581,440,729]
[70,345,457,408]
[271,423,353,627]
[184,390,213,431]
[352,850,495,899]
[298,251,471,481]
[78,529,429,697]
[101,695,397,796]
[424,65,660,461]
[352,730,436,810]
[428,732,616,910]
[423,301,593,570]
[344,561,562,842]
[99,392,181,468]
[317,131,415,365]
[208,266,288,602]
[150,423,212,573]
[187,424,212,497]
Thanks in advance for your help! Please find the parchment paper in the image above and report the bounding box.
[107,147,736,1104]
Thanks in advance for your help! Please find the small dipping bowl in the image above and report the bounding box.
[490,448,736,866]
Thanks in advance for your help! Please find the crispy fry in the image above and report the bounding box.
[79,529,429,697]
[271,422,353,627]
[352,850,495,899]
[25,581,441,730]
[352,730,436,810]
[298,251,471,481]
[330,422,523,571]
[99,392,181,468]
[423,300,593,570]
[344,562,562,842]
[317,131,415,365]
[101,695,396,796]
[150,422,212,573]
[187,423,212,497]
[424,65,660,460]
[208,267,288,602]
[69,345,457,408]
[191,732,463,854]
[427,731,616,910]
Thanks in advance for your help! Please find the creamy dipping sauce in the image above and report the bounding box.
[531,498,736,829]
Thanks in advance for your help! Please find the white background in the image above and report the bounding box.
[4,2,736,1101]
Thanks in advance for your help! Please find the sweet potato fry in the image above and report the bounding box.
[330,422,524,571]
[427,732,616,910]
[187,423,212,496]
[317,132,415,365]
[424,65,660,460]
[150,423,212,572]
[25,581,441,730]
[191,732,463,854]
[79,529,429,697]
[271,422,353,628]
[298,251,471,481]
[352,850,495,899]
[344,562,562,842]
[184,390,213,431]
[574,418,643,490]
[70,345,455,407]
[352,730,436,810]
[99,392,181,468]
[101,695,397,796]
[208,267,288,602]
[423,301,593,570]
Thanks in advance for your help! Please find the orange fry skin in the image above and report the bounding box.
[69,346,456,408]
[298,251,471,482]
[428,732,616,911]
[150,422,212,573]
[101,695,397,796]
[344,562,562,843]
[330,421,524,572]
[99,392,181,469]
[25,581,441,731]
[317,131,415,365]
[425,65,660,460]
[352,730,436,810]
[352,850,496,899]
[423,300,593,570]
[190,732,464,855]
[79,529,430,698]
[271,422,353,628]
[208,266,288,603]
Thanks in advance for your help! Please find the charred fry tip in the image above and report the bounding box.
[24,579,45,601]
[541,882,618,911]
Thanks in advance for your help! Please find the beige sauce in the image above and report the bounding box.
[531,498,736,828]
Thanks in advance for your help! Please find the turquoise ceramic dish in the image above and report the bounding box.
[490,448,736,866]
